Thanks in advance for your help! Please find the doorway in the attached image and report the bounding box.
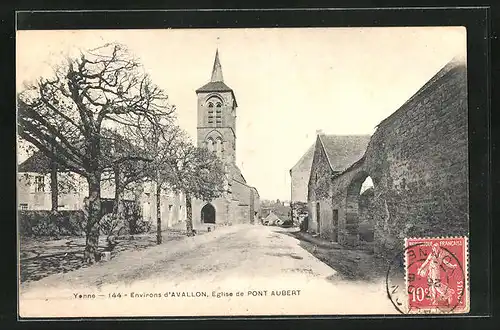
[201,203,216,224]
[332,209,339,242]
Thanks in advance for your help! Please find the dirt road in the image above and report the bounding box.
[19,224,399,317]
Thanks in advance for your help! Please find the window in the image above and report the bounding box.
[168,205,173,211]
[34,176,44,192]
[215,138,223,156]
[207,102,214,124]
[207,138,214,152]
[19,203,28,210]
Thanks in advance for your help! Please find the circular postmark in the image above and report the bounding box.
[385,239,467,314]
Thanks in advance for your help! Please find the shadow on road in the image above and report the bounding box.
[278,229,392,283]
[265,252,304,260]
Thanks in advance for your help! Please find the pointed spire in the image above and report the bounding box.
[210,48,224,82]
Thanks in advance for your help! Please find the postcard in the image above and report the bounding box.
[17,25,469,318]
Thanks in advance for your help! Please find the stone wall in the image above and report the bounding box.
[363,60,468,255]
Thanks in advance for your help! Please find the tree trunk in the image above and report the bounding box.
[50,143,58,213]
[156,170,162,245]
[112,165,126,234]
[84,173,102,264]
[185,192,193,236]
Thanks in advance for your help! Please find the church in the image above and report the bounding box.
[17,49,260,231]
[190,49,260,226]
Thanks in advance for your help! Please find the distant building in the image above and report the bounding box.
[17,151,187,230]
[289,143,315,204]
[262,211,285,226]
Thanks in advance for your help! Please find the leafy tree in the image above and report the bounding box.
[163,134,226,236]
[17,43,173,263]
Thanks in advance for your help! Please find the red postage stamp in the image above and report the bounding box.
[404,237,469,314]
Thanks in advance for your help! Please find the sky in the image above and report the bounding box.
[16,27,466,200]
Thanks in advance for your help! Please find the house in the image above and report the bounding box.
[17,146,187,231]
[307,133,371,242]
[262,211,285,226]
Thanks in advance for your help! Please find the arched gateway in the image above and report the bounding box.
[201,203,216,224]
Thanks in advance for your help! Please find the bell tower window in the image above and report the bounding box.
[208,102,214,124]
[215,103,222,126]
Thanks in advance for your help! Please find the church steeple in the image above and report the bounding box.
[210,49,224,82]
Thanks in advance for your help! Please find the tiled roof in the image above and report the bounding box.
[195,81,234,93]
[18,151,53,173]
[196,49,238,106]
[318,134,371,172]
[230,164,247,184]
[290,143,315,173]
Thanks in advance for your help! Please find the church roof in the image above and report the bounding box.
[317,134,371,172]
[230,163,247,184]
[196,49,238,106]
[211,48,224,82]
[196,81,234,93]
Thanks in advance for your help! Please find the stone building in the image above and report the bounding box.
[190,49,260,226]
[17,146,186,231]
[306,56,468,254]
[307,134,371,241]
[289,143,315,204]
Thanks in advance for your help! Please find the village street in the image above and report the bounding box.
[19,224,398,317]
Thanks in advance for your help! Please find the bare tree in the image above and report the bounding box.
[17,43,174,263]
[123,116,185,244]
[100,130,152,235]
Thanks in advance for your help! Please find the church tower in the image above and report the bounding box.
[196,49,238,166]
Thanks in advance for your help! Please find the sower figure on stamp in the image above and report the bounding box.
[417,243,458,306]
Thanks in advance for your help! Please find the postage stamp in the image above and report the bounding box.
[404,237,469,314]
